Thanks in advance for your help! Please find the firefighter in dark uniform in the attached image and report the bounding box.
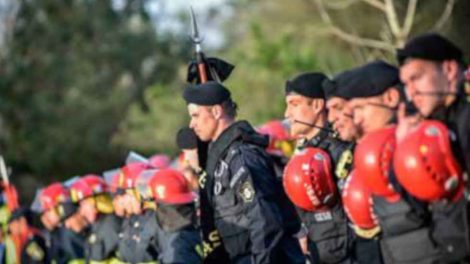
[147,168,202,264]
[115,162,159,264]
[397,33,470,174]
[322,71,384,264]
[176,127,202,192]
[183,81,305,264]
[397,33,470,262]
[38,182,86,264]
[69,175,122,263]
[283,72,354,263]
[347,60,443,264]
[8,207,49,264]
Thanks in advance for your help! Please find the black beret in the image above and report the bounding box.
[176,127,198,150]
[285,72,327,99]
[397,33,463,65]
[323,60,400,100]
[8,207,33,224]
[183,81,231,106]
[322,69,355,99]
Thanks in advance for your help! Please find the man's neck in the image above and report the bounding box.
[212,118,235,142]
[444,80,460,107]
[304,115,327,141]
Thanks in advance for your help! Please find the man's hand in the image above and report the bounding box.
[396,103,422,143]
[184,149,201,172]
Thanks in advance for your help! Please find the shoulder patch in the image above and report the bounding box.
[238,181,255,203]
[26,241,44,261]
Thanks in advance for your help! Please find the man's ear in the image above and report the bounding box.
[442,60,459,91]
[383,87,400,108]
[311,98,325,115]
[210,105,223,120]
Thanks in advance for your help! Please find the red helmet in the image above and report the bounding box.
[354,126,399,201]
[40,183,70,211]
[149,154,171,169]
[103,169,120,194]
[394,120,464,202]
[148,169,196,204]
[70,175,108,202]
[257,120,290,141]
[118,162,150,189]
[342,170,378,229]
[283,148,337,211]
[258,120,294,157]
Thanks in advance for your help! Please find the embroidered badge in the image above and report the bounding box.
[239,181,255,203]
[26,242,44,261]
[88,233,97,244]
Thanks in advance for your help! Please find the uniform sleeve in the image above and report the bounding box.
[229,146,285,264]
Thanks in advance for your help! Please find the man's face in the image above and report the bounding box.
[330,100,361,141]
[120,192,141,217]
[112,195,125,217]
[326,97,345,125]
[400,59,449,117]
[79,198,97,224]
[64,211,88,233]
[41,208,60,230]
[284,94,320,137]
[188,104,218,141]
[9,218,27,236]
[350,95,394,134]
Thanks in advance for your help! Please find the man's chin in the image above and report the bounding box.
[289,128,304,138]
[196,134,210,142]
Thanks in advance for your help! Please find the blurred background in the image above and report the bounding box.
[0,0,469,203]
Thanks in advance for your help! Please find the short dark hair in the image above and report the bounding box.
[221,99,238,119]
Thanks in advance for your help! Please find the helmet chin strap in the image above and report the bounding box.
[413,91,457,97]
[366,102,398,111]
[293,119,336,135]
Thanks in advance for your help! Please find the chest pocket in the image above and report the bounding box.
[305,204,351,264]
[213,158,238,217]
[212,149,251,258]
[87,232,105,261]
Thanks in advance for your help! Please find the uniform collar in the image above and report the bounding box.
[305,126,331,148]
[430,82,467,123]
[206,121,268,176]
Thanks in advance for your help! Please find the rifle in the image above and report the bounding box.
[188,7,230,263]
[188,7,234,85]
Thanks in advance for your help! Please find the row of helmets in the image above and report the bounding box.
[283,120,465,230]
[31,151,196,215]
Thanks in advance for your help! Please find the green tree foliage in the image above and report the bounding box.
[0,0,190,190]
[217,0,470,125]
